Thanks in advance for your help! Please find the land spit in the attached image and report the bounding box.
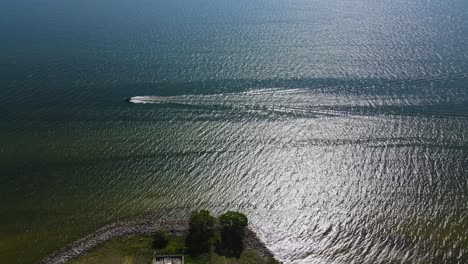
[39,220,276,264]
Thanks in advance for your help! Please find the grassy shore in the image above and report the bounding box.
[69,235,277,264]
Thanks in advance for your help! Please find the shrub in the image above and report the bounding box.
[165,244,176,254]
[186,210,216,255]
[152,230,170,250]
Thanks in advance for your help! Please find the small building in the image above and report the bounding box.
[152,254,184,264]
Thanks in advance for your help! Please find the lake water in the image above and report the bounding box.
[0,0,467,263]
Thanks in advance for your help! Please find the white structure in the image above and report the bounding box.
[152,255,184,264]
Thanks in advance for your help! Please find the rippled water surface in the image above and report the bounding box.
[1,0,467,263]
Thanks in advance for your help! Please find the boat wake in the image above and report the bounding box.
[125,75,468,118]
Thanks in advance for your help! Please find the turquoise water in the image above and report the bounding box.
[1,0,468,263]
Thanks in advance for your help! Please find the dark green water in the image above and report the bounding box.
[1,0,468,263]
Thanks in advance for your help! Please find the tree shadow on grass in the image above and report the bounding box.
[214,239,245,258]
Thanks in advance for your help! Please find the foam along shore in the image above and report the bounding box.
[39,220,276,264]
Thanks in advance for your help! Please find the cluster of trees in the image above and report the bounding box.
[152,210,248,257]
[186,210,248,257]
[217,211,248,256]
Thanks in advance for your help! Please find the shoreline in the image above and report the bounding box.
[39,220,276,264]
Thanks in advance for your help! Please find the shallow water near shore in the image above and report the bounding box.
[1,0,468,263]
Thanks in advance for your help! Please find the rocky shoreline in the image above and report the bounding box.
[39,220,276,264]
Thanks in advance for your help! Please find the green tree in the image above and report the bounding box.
[186,210,215,255]
[217,211,248,257]
[152,230,170,250]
